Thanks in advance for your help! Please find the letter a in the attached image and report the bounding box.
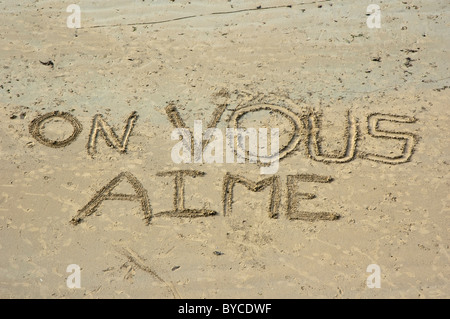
[66,4,81,29]
[366,4,381,29]
[66,264,81,288]
[71,172,152,225]
[366,264,381,288]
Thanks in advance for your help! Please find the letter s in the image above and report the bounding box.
[364,113,417,164]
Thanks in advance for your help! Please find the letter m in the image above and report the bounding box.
[222,173,281,218]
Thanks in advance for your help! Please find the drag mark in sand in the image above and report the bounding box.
[82,1,332,29]
[120,247,181,299]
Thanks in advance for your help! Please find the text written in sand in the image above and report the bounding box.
[28,102,418,225]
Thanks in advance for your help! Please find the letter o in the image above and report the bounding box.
[29,111,82,148]
[229,104,304,160]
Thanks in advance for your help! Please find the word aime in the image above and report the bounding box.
[70,170,339,226]
[28,103,419,165]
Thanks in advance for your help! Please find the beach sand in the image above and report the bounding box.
[0,0,449,298]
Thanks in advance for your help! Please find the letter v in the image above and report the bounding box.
[165,103,227,156]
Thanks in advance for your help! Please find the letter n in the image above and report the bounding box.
[222,173,281,218]
[87,112,138,156]
[71,172,152,225]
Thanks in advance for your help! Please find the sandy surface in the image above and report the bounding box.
[0,0,449,298]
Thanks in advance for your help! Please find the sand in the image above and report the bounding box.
[0,0,449,298]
